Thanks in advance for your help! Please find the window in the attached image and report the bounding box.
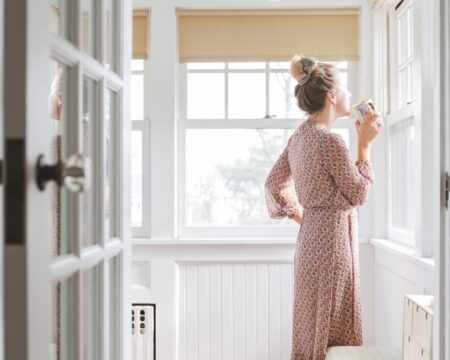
[179,61,357,238]
[131,59,150,237]
[386,0,416,246]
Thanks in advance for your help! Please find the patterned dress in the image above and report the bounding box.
[265,119,374,360]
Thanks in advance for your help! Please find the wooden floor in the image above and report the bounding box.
[326,346,401,360]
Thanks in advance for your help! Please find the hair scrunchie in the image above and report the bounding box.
[297,57,316,86]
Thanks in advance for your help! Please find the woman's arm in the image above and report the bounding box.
[264,144,302,221]
[321,132,374,206]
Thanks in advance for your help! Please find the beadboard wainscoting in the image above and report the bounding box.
[132,240,375,360]
[371,239,435,348]
[178,262,294,360]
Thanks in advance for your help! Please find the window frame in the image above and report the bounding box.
[385,0,416,247]
[178,61,359,239]
[131,59,151,238]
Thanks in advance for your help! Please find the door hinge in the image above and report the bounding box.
[445,172,450,209]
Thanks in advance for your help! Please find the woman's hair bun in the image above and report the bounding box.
[290,54,305,82]
[290,54,317,84]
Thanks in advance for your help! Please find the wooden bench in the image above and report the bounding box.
[325,346,401,359]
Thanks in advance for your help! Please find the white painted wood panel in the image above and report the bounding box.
[221,264,234,360]
[178,262,294,360]
[209,265,222,359]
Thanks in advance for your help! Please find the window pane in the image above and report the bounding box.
[228,62,265,69]
[390,118,415,231]
[269,62,290,70]
[132,60,144,71]
[228,73,265,119]
[332,61,349,70]
[269,73,303,119]
[407,63,413,104]
[407,7,413,58]
[131,130,143,227]
[131,74,144,120]
[187,73,225,119]
[399,67,408,108]
[339,72,349,91]
[187,62,225,70]
[185,129,296,226]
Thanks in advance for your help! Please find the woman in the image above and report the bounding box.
[265,55,383,360]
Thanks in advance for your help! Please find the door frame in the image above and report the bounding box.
[439,0,450,358]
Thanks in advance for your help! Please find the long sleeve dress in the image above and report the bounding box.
[265,119,374,360]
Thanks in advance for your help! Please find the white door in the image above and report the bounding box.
[4,0,131,359]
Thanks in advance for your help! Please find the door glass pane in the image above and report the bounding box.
[49,60,71,257]
[228,73,265,119]
[50,0,70,41]
[82,266,101,360]
[105,90,117,239]
[81,0,96,57]
[51,276,76,360]
[82,76,97,247]
[105,0,117,70]
[109,256,120,360]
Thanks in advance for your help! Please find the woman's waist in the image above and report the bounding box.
[303,206,354,213]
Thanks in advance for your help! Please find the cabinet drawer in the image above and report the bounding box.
[402,334,415,360]
[412,305,432,353]
[403,297,414,336]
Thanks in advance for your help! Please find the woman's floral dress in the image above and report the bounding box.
[265,119,374,360]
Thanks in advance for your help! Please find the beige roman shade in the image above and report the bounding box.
[178,9,360,63]
[133,10,150,59]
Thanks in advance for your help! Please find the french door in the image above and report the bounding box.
[4,0,131,359]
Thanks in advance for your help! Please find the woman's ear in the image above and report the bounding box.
[327,91,337,105]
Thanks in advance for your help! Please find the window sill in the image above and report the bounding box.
[132,237,373,246]
[132,237,297,246]
[370,238,435,271]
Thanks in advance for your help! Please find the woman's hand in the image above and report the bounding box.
[355,112,384,148]
[291,208,303,225]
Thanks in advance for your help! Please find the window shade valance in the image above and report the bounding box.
[133,10,150,59]
[177,9,360,63]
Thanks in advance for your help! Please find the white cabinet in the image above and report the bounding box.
[402,295,433,360]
